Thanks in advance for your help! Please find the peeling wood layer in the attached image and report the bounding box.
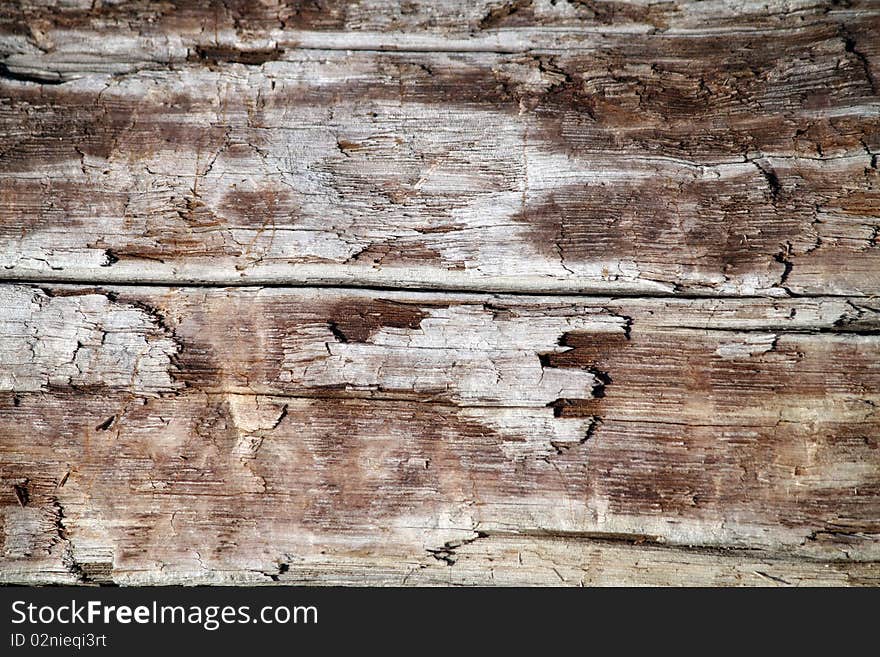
[0,3,877,295]
[1,285,878,585]
[0,286,180,395]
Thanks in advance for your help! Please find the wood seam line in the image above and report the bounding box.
[4,15,880,59]
[417,529,880,563]
[0,277,872,300]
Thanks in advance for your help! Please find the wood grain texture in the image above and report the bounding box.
[1,1,879,586]
[0,1,878,293]
[1,285,878,584]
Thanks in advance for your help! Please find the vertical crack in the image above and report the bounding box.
[773,242,795,296]
[841,26,878,95]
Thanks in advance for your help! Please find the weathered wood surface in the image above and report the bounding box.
[1,285,878,585]
[1,1,879,586]
[0,1,878,294]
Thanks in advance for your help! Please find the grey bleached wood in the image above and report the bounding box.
[0,1,877,295]
[258,535,880,587]
[1,285,877,585]
[2,0,879,587]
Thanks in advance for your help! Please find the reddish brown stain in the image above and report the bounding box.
[218,187,298,228]
[0,1,333,35]
[565,0,676,29]
[276,0,350,30]
[479,0,537,30]
[325,299,438,343]
[189,45,285,66]
[509,173,822,279]
[345,240,446,268]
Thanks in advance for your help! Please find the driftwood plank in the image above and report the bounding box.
[2,0,879,62]
[1,2,878,587]
[0,3,877,294]
[1,285,877,584]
